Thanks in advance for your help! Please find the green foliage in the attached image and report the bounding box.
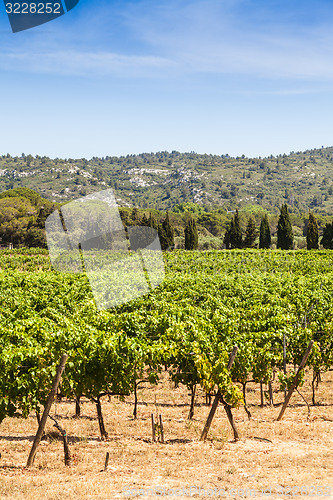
[277,204,294,250]
[2,148,333,215]
[0,188,57,248]
[259,214,271,249]
[184,215,198,250]
[306,212,319,250]
[173,202,206,215]
[158,211,175,250]
[0,187,43,207]
[1,248,333,424]
[224,210,242,249]
[321,222,333,249]
[243,216,257,248]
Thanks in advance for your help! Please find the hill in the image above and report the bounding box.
[1,147,333,215]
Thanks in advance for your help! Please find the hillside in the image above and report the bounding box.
[0,147,333,215]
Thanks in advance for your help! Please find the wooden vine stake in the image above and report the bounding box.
[151,413,164,443]
[104,452,110,472]
[277,341,314,422]
[200,346,238,442]
[27,354,68,467]
[151,414,156,442]
[159,414,164,443]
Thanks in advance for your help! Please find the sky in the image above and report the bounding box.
[1,0,333,158]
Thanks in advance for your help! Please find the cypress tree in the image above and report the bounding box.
[141,213,150,226]
[158,211,174,250]
[306,212,319,250]
[131,207,139,224]
[148,212,158,230]
[230,209,242,249]
[184,215,198,250]
[321,222,333,249]
[244,216,257,248]
[277,204,293,250]
[223,222,231,249]
[259,214,271,249]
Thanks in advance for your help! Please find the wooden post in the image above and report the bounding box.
[200,391,221,441]
[222,399,239,441]
[134,381,138,419]
[27,354,68,467]
[151,414,156,442]
[75,397,81,418]
[188,385,196,420]
[283,332,287,400]
[268,381,273,406]
[260,381,264,406]
[159,414,164,443]
[200,346,238,441]
[104,452,110,471]
[277,341,314,421]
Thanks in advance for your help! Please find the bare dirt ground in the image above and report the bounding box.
[1,370,333,500]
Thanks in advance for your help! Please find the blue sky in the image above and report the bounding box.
[1,0,333,158]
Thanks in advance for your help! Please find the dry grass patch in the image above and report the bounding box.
[1,370,333,499]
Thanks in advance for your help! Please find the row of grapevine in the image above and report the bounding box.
[0,249,332,440]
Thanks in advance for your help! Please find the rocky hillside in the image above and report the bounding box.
[1,147,333,214]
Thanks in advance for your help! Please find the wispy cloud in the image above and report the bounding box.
[126,0,333,82]
[0,49,176,76]
[1,0,333,84]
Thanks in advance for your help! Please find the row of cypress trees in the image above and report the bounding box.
[139,205,332,251]
[224,210,260,249]
[227,204,332,250]
[141,210,199,250]
[144,211,199,250]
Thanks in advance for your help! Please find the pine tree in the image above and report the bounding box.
[259,214,271,249]
[277,204,293,250]
[306,212,319,250]
[230,209,242,249]
[244,216,257,248]
[321,222,333,249]
[158,211,174,250]
[184,215,198,250]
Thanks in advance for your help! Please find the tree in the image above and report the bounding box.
[223,210,242,249]
[158,211,174,250]
[321,223,333,249]
[131,207,139,224]
[230,210,242,249]
[148,212,158,230]
[259,214,271,249]
[243,216,257,248]
[306,212,319,250]
[184,215,198,250]
[223,222,231,249]
[277,204,293,250]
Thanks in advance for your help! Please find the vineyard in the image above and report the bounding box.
[1,248,333,497]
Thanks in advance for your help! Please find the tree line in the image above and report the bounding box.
[0,187,332,251]
[140,203,333,251]
[222,204,333,250]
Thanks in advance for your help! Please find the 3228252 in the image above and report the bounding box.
[5,3,61,14]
